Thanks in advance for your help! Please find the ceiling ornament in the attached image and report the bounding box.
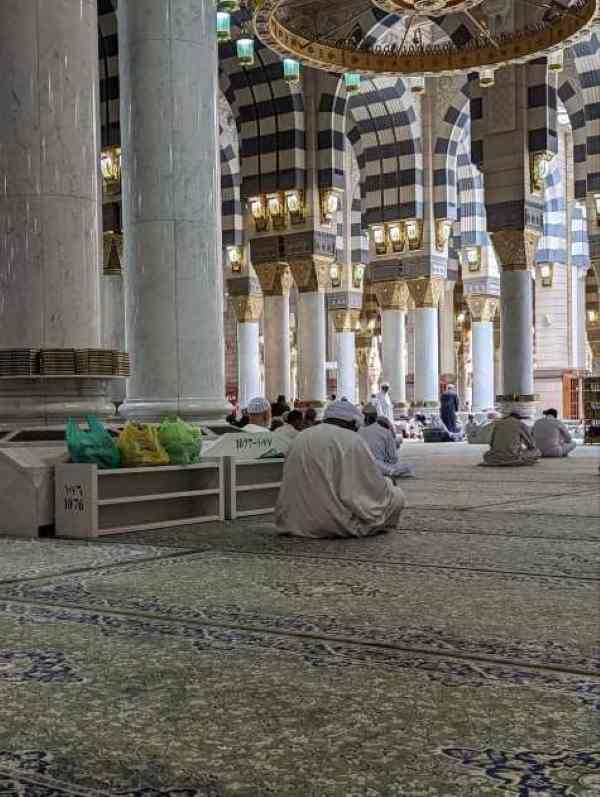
[252,0,598,78]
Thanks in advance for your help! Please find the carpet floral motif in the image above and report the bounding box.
[442,747,600,795]
[0,650,83,684]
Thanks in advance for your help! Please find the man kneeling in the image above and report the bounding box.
[275,400,406,538]
[532,408,577,458]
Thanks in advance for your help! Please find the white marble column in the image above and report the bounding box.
[374,281,410,407]
[0,0,115,422]
[297,292,327,404]
[119,0,228,420]
[238,323,261,408]
[356,336,372,404]
[408,278,444,408]
[500,270,535,398]
[289,259,328,406]
[466,296,498,411]
[263,295,291,400]
[333,311,359,402]
[439,280,457,382]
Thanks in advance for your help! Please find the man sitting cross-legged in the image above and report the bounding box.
[275,400,406,539]
[532,408,577,458]
[359,403,415,480]
[482,412,541,467]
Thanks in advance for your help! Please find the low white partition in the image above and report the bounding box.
[55,460,224,538]
[225,457,284,520]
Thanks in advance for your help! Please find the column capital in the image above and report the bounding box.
[491,229,539,272]
[465,295,499,323]
[253,262,292,297]
[289,256,330,294]
[373,280,410,311]
[407,277,444,309]
[232,295,263,324]
[332,309,361,334]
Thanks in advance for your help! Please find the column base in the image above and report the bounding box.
[293,400,326,411]
[119,397,232,423]
[0,376,118,425]
[496,394,538,419]
[414,401,440,417]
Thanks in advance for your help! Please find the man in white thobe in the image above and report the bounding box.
[482,413,541,467]
[244,397,272,433]
[273,410,304,456]
[275,400,406,538]
[359,403,414,479]
[532,409,577,458]
[375,382,395,426]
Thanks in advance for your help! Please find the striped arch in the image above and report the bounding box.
[558,66,588,200]
[98,0,119,148]
[432,81,471,221]
[456,122,487,248]
[219,31,305,199]
[571,201,590,269]
[572,35,600,193]
[536,154,567,265]
[220,135,243,248]
[346,76,422,225]
[318,72,347,191]
[351,181,370,265]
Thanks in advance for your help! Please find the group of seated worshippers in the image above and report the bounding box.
[275,400,406,538]
[465,411,500,444]
[482,408,576,466]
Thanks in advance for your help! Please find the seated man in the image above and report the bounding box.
[482,412,541,467]
[533,408,577,458]
[466,411,500,444]
[273,409,304,455]
[275,400,406,539]
[359,403,414,480]
[244,397,272,432]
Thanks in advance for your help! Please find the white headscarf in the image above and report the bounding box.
[323,400,364,427]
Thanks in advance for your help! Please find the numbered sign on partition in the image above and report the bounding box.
[202,433,287,461]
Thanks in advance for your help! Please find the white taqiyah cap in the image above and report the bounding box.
[381,381,390,388]
[247,396,271,414]
[323,400,364,425]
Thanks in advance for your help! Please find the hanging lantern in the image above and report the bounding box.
[219,0,240,11]
[547,49,564,72]
[216,12,231,42]
[410,76,425,95]
[479,68,495,88]
[236,37,254,66]
[283,58,300,84]
[344,72,361,93]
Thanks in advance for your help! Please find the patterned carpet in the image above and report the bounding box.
[0,444,598,795]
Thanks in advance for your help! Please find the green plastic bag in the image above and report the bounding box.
[158,417,202,465]
[66,416,121,469]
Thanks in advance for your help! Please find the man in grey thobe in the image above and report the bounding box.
[532,409,577,458]
[482,413,541,467]
[359,403,414,479]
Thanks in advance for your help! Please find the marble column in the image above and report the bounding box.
[333,310,359,402]
[466,296,498,411]
[439,280,457,384]
[232,296,263,408]
[289,258,329,406]
[491,228,539,416]
[373,281,409,408]
[0,0,115,422]
[253,263,292,402]
[408,278,444,408]
[119,0,228,421]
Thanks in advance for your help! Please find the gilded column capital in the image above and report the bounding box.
[332,309,361,334]
[407,277,444,309]
[252,262,292,297]
[232,295,263,324]
[373,280,410,311]
[465,295,499,323]
[491,229,539,272]
[355,338,372,368]
[288,256,330,294]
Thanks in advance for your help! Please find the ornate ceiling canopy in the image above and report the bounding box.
[253,0,598,77]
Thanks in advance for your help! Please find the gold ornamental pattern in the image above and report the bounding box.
[491,229,540,271]
[465,295,499,323]
[289,256,330,293]
[407,277,445,309]
[373,280,410,312]
[252,262,292,297]
[232,295,264,324]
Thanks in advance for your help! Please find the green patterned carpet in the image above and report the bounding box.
[0,444,599,795]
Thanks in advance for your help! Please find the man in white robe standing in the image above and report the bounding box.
[375,382,395,426]
[275,400,406,538]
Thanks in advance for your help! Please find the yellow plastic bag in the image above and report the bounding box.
[117,422,170,467]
